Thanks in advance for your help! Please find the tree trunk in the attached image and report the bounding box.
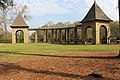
[3,11,8,40]
[118,0,120,35]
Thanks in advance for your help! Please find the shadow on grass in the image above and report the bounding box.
[0,63,114,80]
[0,51,119,59]
[0,63,81,78]
[50,42,80,45]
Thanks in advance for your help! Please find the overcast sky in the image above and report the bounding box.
[15,0,119,28]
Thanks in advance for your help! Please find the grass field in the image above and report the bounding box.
[0,43,119,62]
[0,43,120,54]
[0,43,120,80]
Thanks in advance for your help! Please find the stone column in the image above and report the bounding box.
[59,29,62,43]
[51,29,54,43]
[12,29,16,43]
[95,26,100,44]
[92,25,100,45]
[66,28,70,43]
[82,27,86,44]
[64,29,66,42]
[57,29,59,42]
[53,29,56,42]
[55,29,57,42]
[23,29,29,43]
[74,27,78,44]
[107,27,111,43]
[35,30,38,43]
[43,29,47,42]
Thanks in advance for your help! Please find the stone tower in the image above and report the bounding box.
[81,2,112,44]
[10,14,29,43]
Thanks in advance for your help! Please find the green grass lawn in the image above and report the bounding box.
[0,43,119,62]
[0,43,119,54]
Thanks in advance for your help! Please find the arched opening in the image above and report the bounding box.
[85,26,93,44]
[100,25,107,44]
[29,31,36,43]
[16,30,24,43]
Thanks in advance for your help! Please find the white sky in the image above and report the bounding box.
[14,0,119,28]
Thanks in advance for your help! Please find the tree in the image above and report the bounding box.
[16,31,24,43]
[0,0,13,11]
[56,22,65,28]
[118,0,120,34]
[0,0,31,30]
[41,21,55,28]
[0,1,31,41]
[11,4,32,21]
[0,27,12,43]
[110,21,119,39]
[0,0,14,40]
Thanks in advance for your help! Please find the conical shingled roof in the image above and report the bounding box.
[11,14,29,28]
[81,2,112,23]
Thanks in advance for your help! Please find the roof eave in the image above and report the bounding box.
[81,19,112,23]
[10,26,29,28]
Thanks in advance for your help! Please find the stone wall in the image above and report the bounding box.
[12,28,29,43]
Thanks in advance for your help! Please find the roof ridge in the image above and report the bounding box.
[94,2,96,20]
[81,2,112,23]
[11,13,29,28]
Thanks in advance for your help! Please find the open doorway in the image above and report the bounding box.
[85,26,93,44]
[100,25,107,44]
[16,30,24,43]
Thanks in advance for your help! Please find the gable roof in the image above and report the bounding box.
[81,2,112,23]
[11,14,29,28]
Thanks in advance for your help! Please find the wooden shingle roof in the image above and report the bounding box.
[81,2,112,23]
[11,14,29,28]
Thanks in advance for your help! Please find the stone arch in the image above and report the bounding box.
[11,28,29,43]
[16,30,24,43]
[100,25,107,44]
[85,26,93,44]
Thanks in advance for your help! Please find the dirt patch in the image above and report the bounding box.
[0,53,120,80]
